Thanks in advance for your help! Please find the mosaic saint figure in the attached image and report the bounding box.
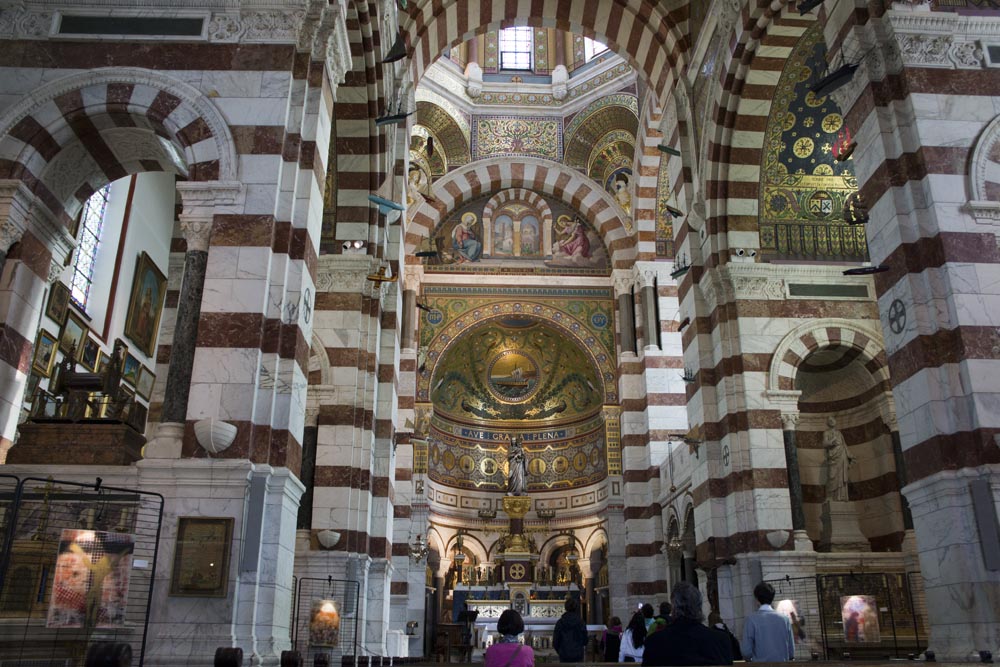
[558,217,591,258]
[823,416,853,501]
[452,212,482,263]
[613,173,632,215]
[507,434,527,496]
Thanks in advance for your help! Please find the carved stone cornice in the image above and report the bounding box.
[402,264,423,291]
[176,181,244,220]
[28,203,76,267]
[1,3,316,43]
[0,180,34,252]
[315,253,385,298]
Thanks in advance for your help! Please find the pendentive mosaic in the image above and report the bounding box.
[758,24,867,262]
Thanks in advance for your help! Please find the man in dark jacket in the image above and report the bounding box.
[553,597,588,662]
[642,583,733,666]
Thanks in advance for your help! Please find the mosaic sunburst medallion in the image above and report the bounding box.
[486,350,540,403]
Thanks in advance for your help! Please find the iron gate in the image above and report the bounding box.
[0,476,163,666]
[292,576,361,666]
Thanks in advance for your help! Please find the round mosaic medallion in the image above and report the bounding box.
[572,452,588,472]
[480,458,499,476]
[459,454,475,474]
[442,450,455,470]
[486,350,541,403]
[553,456,569,474]
[529,458,547,476]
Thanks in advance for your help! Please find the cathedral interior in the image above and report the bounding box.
[0,0,998,665]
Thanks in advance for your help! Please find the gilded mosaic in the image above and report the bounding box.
[430,318,603,423]
[473,115,562,161]
[417,287,617,404]
[759,24,868,261]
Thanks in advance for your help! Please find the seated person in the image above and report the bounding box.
[484,609,534,667]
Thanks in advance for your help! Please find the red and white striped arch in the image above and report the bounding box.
[404,157,636,268]
[769,319,890,393]
[400,0,688,111]
[481,187,553,239]
[0,67,236,223]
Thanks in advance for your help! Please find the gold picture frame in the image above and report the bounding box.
[59,311,88,360]
[136,365,155,401]
[32,329,58,377]
[169,517,234,598]
[123,252,167,357]
[45,282,71,325]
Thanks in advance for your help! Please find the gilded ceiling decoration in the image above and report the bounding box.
[758,24,868,262]
[430,318,603,424]
[417,287,617,407]
[588,131,635,185]
[655,150,675,259]
[563,93,639,170]
[472,115,562,161]
[416,101,471,167]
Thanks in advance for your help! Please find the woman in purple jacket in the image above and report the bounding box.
[485,609,534,667]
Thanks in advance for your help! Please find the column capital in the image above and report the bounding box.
[179,218,213,252]
[28,202,76,267]
[176,181,244,220]
[612,268,634,297]
[0,180,33,251]
[403,264,423,291]
[780,412,800,429]
[634,264,658,290]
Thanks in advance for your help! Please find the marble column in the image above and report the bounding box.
[401,287,416,350]
[613,270,636,355]
[889,430,914,531]
[636,268,659,350]
[780,413,807,534]
[146,218,211,458]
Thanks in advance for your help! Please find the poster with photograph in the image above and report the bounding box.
[776,599,808,643]
[841,595,880,643]
[309,599,341,647]
[47,529,134,629]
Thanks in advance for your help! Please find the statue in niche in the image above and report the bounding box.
[823,416,854,502]
[507,435,527,496]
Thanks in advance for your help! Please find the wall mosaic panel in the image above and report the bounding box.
[758,24,868,262]
[424,194,611,275]
[472,115,562,161]
[427,416,606,492]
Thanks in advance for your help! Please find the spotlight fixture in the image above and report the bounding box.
[678,317,691,330]
[381,31,407,64]
[843,265,889,276]
[375,110,415,126]
[797,0,824,14]
[415,301,433,312]
[811,63,859,97]
[415,250,438,258]
[368,194,406,213]
[657,144,681,156]
[665,204,684,218]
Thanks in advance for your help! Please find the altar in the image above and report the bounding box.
[465,599,604,656]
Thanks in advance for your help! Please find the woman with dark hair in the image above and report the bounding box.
[603,616,623,662]
[485,609,534,667]
[619,611,647,662]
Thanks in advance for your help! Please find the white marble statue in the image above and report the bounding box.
[823,416,854,502]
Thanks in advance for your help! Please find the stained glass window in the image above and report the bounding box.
[499,27,533,70]
[584,37,607,62]
[71,184,110,310]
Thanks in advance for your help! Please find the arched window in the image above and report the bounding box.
[71,184,110,311]
[499,27,533,70]
[584,37,608,62]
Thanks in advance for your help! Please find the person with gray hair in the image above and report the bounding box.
[641,582,733,666]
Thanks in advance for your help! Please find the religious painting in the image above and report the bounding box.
[441,212,483,264]
[122,353,141,388]
[520,216,541,256]
[59,311,88,360]
[96,350,108,375]
[32,329,58,377]
[124,252,167,357]
[46,281,71,325]
[136,365,155,401]
[80,337,100,372]
[549,214,609,268]
[47,529,134,629]
[607,168,632,216]
[127,400,148,433]
[309,599,342,647]
[169,517,234,598]
[840,595,880,643]
[492,214,515,256]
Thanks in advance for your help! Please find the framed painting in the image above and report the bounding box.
[122,353,141,388]
[169,517,234,598]
[136,366,155,401]
[59,311,88,359]
[32,329,58,377]
[80,337,100,372]
[96,350,108,375]
[123,252,167,357]
[46,282,70,325]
